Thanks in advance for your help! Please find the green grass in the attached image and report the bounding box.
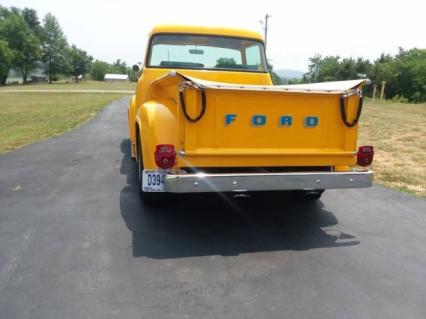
[0,80,136,91]
[358,100,426,197]
[0,92,129,153]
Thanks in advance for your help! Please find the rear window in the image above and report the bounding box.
[147,34,267,72]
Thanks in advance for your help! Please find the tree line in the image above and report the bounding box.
[0,5,137,85]
[301,48,426,103]
[1,5,424,102]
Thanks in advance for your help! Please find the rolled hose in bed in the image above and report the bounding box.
[340,95,363,128]
[179,83,207,123]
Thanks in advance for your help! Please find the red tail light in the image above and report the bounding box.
[357,145,374,167]
[154,144,176,169]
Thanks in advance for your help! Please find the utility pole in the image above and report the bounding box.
[380,81,386,102]
[314,62,319,82]
[260,14,272,52]
[372,84,377,101]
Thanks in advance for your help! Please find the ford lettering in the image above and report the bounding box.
[224,115,319,128]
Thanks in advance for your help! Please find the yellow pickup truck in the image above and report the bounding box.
[128,25,374,203]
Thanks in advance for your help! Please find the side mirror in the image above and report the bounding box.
[132,64,140,72]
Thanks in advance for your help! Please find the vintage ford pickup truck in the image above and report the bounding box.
[128,25,373,203]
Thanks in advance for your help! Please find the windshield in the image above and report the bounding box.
[147,34,267,72]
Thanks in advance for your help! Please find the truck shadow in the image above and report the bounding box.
[119,139,359,259]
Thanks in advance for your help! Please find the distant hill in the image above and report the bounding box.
[275,69,305,79]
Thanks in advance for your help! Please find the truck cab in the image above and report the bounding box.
[128,25,373,203]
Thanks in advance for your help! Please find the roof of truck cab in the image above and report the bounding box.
[149,25,264,42]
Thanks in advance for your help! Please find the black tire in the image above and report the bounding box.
[294,189,325,200]
[136,134,165,204]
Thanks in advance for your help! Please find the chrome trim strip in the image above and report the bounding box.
[163,170,373,193]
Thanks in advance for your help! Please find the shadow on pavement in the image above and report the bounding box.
[119,139,359,259]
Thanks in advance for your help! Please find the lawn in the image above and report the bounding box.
[0,92,129,153]
[0,80,136,91]
[358,100,426,197]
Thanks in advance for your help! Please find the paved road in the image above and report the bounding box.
[0,97,425,319]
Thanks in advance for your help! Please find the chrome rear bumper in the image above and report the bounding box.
[163,170,373,193]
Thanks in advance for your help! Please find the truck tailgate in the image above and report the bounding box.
[155,73,367,167]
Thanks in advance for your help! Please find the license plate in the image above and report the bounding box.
[142,170,165,192]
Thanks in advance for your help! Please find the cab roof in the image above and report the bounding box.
[149,25,264,42]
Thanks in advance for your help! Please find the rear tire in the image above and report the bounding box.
[136,135,165,204]
[295,189,325,200]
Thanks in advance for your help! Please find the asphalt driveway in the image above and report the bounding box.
[0,97,425,319]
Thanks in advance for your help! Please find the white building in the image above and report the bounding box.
[104,74,129,82]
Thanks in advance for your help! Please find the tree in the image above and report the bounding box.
[305,55,370,82]
[369,49,426,102]
[215,57,237,68]
[392,48,426,102]
[303,49,426,102]
[67,45,93,83]
[90,60,110,81]
[0,39,13,85]
[41,13,68,83]
[0,5,11,19]
[267,62,283,85]
[21,8,41,37]
[110,59,127,74]
[0,13,40,83]
[336,58,357,80]
[304,54,324,82]
[317,56,340,82]
[355,57,373,76]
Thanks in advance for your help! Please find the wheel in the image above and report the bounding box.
[303,189,324,200]
[136,135,165,204]
[294,189,325,200]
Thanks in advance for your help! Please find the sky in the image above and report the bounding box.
[3,0,426,71]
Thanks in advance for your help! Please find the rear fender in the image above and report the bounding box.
[128,95,137,157]
[136,99,179,169]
